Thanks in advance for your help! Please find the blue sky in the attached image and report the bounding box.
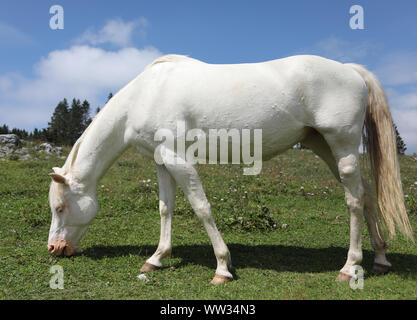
[1,0,417,153]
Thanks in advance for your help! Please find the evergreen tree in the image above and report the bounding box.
[11,128,28,139]
[68,98,84,145]
[393,122,407,155]
[48,99,70,144]
[82,100,92,127]
[107,92,113,103]
[0,124,9,134]
[41,128,50,141]
[32,128,40,139]
[0,97,93,145]
[47,97,92,145]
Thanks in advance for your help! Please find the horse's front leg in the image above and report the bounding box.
[159,148,233,284]
[141,164,176,271]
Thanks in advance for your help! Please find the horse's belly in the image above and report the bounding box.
[260,122,309,159]
[189,91,309,159]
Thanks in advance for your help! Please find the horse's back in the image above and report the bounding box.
[129,55,367,157]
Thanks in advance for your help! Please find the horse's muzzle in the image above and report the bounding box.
[47,240,76,257]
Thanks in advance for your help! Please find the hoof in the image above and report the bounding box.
[372,263,391,275]
[335,272,352,282]
[140,262,161,272]
[210,274,233,285]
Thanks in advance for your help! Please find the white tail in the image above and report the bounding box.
[347,63,414,242]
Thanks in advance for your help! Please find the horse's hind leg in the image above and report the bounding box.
[141,164,176,271]
[310,127,365,282]
[362,177,391,274]
[334,149,365,281]
[303,130,392,278]
[301,129,340,181]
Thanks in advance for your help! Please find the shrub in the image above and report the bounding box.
[406,195,417,216]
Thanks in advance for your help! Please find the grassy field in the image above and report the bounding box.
[0,146,416,300]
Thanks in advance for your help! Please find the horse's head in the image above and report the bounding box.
[47,167,98,257]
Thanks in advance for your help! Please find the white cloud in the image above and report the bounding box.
[0,17,162,130]
[386,88,417,109]
[0,45,162,129]
[297,36,376,63]
[74,18,148,47]
[391,108,417,155]
[375,52,417,86]
[0,22,35,47]
[385,88,417,154]
[0,75,13,91]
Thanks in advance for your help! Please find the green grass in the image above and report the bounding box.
[1,148,416,299]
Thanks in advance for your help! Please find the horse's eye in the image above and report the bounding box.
[56,206,64,214]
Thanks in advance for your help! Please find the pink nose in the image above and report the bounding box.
[47,240,75,257]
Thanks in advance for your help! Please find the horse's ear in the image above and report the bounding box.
[49,173,67,185]
[52,167,62,174]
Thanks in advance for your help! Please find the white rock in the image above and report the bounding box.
[19,154,31,161]
[0,146,13,157]
[0,134,20,147]
[137,274,149,282]
[14,147,29,155]
[36,143,62,155]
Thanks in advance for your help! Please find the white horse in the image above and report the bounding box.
[48,54,413,284]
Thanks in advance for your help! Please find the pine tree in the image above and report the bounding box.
[67,99,92,145]
[32,128,40,139]
[11,128,28,139]
[81,100,92,127]
[41,128,50,141]
[68,99,84,145]
[47,98,92,145]
[0,124,9,134]
[393,122,407,155]
[48,99,70,144]
[107,92,113,103]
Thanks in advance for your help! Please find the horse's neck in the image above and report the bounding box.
[68,102,130,188]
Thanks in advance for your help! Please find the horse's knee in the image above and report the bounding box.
[194,201,212,221]
[159,201,169,217]
[338,154,359,180]
[338,154,364,206]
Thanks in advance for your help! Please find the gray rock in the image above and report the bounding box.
[19,154,31,161]
[0,146,13,157]
[0,134,20,147]
[36,143,62,155]
[14,147,29,155]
